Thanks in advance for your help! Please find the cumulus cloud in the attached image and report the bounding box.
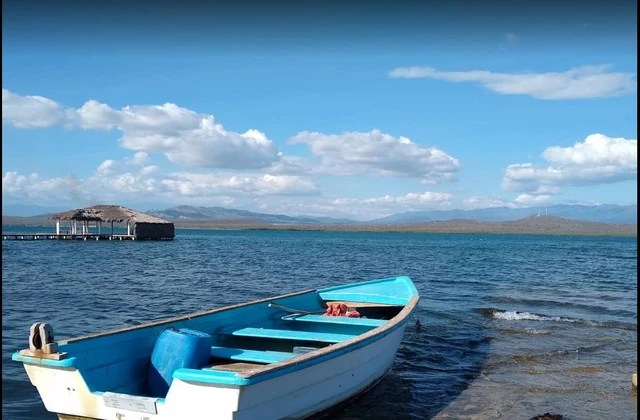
[2,89,281,170]
[514,193,553,204]
[289,129,460,184]
[160,173,319,197]
[125,151,151,167]
[388,65,637,99]
[249,191,455,220]
[462,196,517,209]
[503,133,637,193]
[3,89,465,185]
[360,191,452,205]
[542,134,636,167]
[2,152,320,207]
[268,155,314,175]
[333,191,452,207]
[2,172,84,202]
[95,159,118,177]
[2,88,65,128]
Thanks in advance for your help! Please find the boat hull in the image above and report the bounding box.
[25,322,408,420]
[15,276,419,420]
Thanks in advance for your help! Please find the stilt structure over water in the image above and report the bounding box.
[3,204,175,241]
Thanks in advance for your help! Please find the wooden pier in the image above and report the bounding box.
[3,204,175,241]
[3,233,137,241]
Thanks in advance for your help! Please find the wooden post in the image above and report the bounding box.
[111,221,114,235]
[127,220,131,236]
[56,220,60,235]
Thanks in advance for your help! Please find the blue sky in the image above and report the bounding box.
[2,1,637,220]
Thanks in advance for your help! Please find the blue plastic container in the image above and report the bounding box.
[147,328,212,398]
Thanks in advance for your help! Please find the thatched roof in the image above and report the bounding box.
[49,205,172,224]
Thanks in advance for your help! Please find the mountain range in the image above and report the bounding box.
[370,204,637,224]
[2,203,637,225]
[148,204,637,224]
[145,205,356,225]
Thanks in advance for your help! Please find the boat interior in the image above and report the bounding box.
[15,277,416,400]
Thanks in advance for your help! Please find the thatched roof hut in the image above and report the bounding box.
[49,204,171,224]
[49,205,174,240]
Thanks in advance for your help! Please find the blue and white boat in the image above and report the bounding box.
[13,276,419,420]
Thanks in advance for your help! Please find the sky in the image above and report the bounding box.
[1,0,637,220]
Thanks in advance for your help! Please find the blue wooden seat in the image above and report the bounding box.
[224,327,355,344]
[281,314,386,328]
[210,346,296,364]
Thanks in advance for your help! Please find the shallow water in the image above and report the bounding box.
[2,228,637,420]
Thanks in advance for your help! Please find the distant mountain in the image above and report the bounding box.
[146,205,357,225]
[371,204,637,224]
[3,203,636,226]
[2,213,636,236]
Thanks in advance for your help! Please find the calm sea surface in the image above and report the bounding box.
[2,228,637,420]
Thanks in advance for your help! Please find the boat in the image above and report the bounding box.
[12,276,419,420]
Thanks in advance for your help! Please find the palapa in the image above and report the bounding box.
[48,205,171,224]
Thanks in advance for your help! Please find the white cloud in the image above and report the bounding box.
[247,191,556,221]
[359,191,453,206]
[2,171,84,203]
[95,159,117,177]
[2,153,320,207]
[268,155,314,175]
[117,117,278,170]
[289,129,460,184]
[2,88,64,128]
[462,196,517,209]
[3,89,465,185]
[160,173,319,197]
[2,172,39,194]
[332,191,452,207]
[530,185,561,195]
[514,193,553,204]
[246,191,455,220]
[2,160,456,219]
[388,65,637,99]
[2,89,281,170]
[542,133,636,167]
[503,133,637,193]
[125,152,151,167]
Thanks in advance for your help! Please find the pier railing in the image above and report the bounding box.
[2,233,138,241]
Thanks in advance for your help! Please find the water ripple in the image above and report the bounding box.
[2,229,637,420]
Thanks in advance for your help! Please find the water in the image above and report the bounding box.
[2,227,637,420]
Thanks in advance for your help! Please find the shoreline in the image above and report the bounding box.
[2,221,637,238]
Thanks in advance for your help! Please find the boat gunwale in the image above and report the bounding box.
[235,294,419,379]
[58,288,317,344]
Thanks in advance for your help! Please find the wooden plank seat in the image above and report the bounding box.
[222,327,356,344]
[210,346,297,364]
[281,314,387,328]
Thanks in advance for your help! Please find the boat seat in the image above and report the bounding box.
[223,327,355,344]
[210,346,296,364]
[281,314,386,328]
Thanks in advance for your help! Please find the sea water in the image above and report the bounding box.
[2,228,637,419]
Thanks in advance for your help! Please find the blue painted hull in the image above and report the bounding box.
[13,276,419,420]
